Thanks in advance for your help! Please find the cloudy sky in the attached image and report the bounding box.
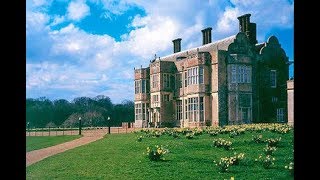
[26,0,294,104]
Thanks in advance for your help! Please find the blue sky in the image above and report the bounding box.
[26,0,294,104]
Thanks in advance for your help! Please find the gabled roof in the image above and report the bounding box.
[159,35,237,62]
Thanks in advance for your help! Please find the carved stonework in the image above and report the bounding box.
[228,32,253,55]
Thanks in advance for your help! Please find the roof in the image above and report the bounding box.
[159,35,237,62]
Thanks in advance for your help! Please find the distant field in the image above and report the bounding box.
[26,135,82,152]
[26,124,293,179]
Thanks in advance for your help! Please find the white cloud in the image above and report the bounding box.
[50,15,65,26]
[67,0,90,21]
[216,7,240,35]
[26,11,50,33]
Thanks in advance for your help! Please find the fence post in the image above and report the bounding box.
[49,126,51,136]
[56,127,58,136]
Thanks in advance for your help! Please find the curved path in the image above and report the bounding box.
[26,129,107,167]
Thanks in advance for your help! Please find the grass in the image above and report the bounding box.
[26,135,82,152]
[26,126,293,179]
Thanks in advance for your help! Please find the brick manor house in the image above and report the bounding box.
[134,14,290,128]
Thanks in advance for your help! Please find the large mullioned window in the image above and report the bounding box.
[152,74,159,88]
[176,100,182,120]
[230,64,251,83]
[185,66,204,86]
[187,97,204,122]
[135,103,149,121]
[135,79,149,94]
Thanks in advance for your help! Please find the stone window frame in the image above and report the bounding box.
[270,70,277,88]
[276,108,285,122]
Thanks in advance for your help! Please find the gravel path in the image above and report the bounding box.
[26,129,106,167]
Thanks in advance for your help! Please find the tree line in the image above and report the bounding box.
[26,95,134,128]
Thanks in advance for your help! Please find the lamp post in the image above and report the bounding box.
[79,117,82,135]
[27,122,30,136]
[107,116,111,134]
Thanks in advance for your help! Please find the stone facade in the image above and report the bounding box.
[287,79,294,126]
[134,14,290,128]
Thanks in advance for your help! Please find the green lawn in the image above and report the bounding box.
[26,124,293,180]
[26,135,82,152]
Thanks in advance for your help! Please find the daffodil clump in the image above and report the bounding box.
[285,161,294,175]
[230,153,245,165]
[264,145,277,155]
[214,153,245,172]
[252,134,264,143]
[137,135,143,142]
[229,131,238,138]
[209,131,219,136]
[265,137,281,147]
[213,138,233,150]
[193,128,203,136]
[186,132,194,139]
[255,154,275,169]
[146,145,169,161]
[214,157,233,172]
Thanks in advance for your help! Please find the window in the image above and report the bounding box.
[277,108,285,122]
[152,74,159,88]
[163,94,170,102]
[135,103,142,120]
[272,97,278,103]
[199,66,204,84]
[230,65,251,83]
[184,72,187,87]
[142,104,145,120]
[199,97,204,121]
[270,70,277,88]
[231,65,237,83]
[153,95,159,102]
[186,67,200,85]
[176,100,182,120]
[188,97,199,122]
[135,79,148,94]
[141,80,146,93]
[135,80,140,94]
[162,74,171,88]
[176,73,182,89]
[239,94,252,123]
[185,99,188,119]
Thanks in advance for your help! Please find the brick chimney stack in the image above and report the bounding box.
[201,27,212,45]
[237,13,257,44]
[172,38,182,53]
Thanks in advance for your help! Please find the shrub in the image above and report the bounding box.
[213,138,233,150]
[264,145,277,155]
[146,145,169,161]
